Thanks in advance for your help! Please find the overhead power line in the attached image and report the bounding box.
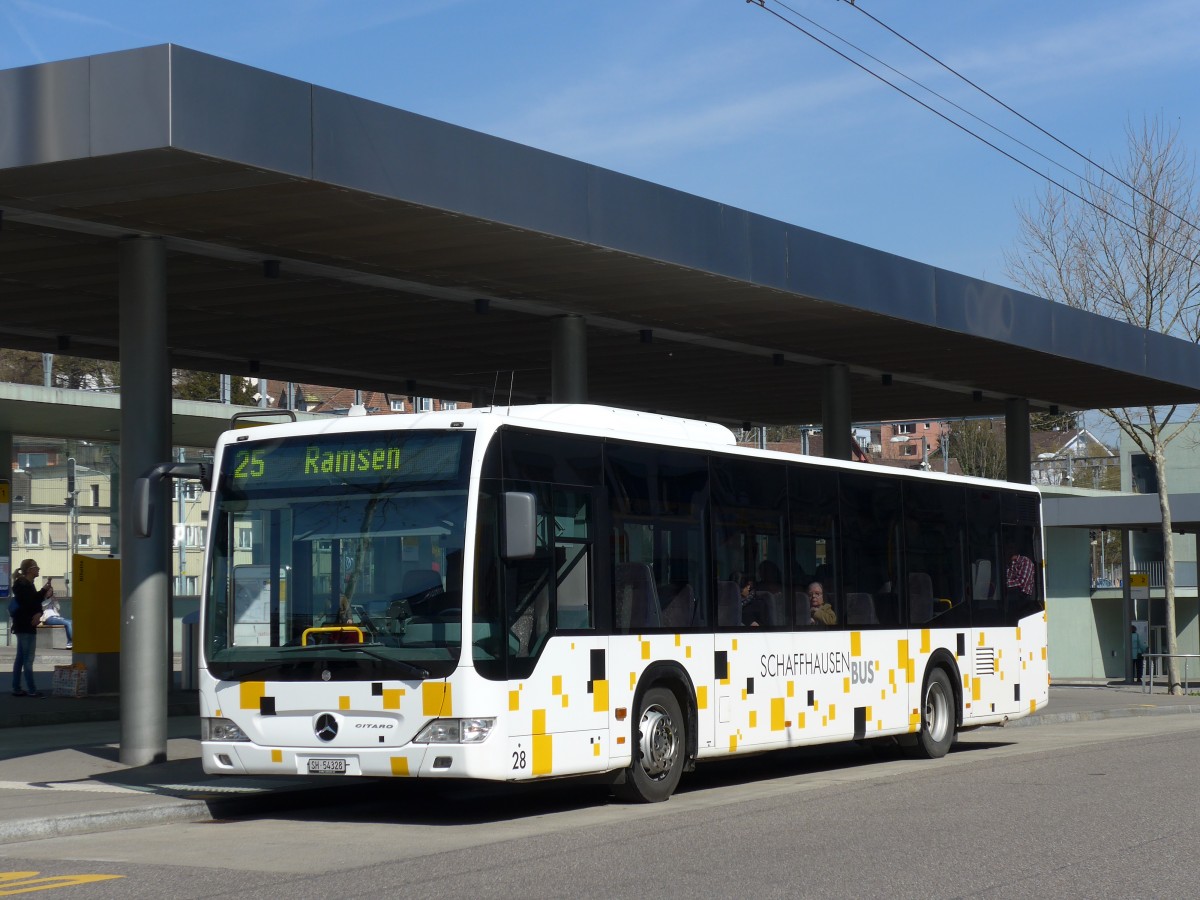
[742,0,1200,266]
[838,0,1200,238]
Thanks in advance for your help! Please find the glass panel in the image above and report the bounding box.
[839,473,902,627]
[204,431,473,680]
[968,487,1003,627]
[607,444,707,632]
[903,480,967,626]
[713,455,786,628]
[789,466,839,629]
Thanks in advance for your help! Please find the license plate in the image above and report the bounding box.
[308,758,347,775]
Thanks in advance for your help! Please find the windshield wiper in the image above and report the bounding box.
[329,644,430,678]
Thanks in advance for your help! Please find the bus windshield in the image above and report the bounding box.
[204,430,474,680]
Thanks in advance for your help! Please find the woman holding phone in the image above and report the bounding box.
[10,558,52,697]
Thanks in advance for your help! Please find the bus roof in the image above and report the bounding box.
[219,404,1039,496]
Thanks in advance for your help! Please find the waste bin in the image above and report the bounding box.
[181,611,200,691]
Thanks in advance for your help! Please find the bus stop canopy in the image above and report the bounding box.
[2,44,1200,427]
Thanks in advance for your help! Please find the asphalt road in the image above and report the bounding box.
[3,714,1198,899]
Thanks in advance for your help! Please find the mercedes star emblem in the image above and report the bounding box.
[315,713,338,742]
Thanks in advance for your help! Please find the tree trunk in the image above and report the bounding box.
[1154,448,1182,694]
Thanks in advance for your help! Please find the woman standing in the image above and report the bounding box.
[10,558,52,698]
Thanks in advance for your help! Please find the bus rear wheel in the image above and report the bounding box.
[614,686,685,803]
[908,667,956,759]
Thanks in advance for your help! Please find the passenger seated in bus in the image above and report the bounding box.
[756,560,783,598]
[806,581,837,626]
[734,573,764,627]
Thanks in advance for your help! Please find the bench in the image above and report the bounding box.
[37,622,71,650]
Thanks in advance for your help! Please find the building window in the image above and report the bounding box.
[443,401,457,411]
[18,453,48,469]
[894,423,916,435]
[49,522,68,548]
[390,399,406,412]
[416,397,434,412]
[237,528,253,550]
[901,444,918,457]
[23,525,41,546]
[77,524,92,547]
[91,484,101,507]
[97,524,111,548]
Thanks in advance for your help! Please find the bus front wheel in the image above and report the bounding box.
[614,686,685,803]
[910,667,956,759]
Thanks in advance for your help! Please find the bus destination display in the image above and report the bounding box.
[223,432,468,492]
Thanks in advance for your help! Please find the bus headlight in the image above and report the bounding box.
[201,717,250,742]
[413,717,495,744]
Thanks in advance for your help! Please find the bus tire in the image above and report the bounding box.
[614,686,685,803]
[909,667,956,759]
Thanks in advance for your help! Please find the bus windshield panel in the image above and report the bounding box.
[204,430,475,681]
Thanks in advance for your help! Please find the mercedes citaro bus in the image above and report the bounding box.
[138,404,1047,802]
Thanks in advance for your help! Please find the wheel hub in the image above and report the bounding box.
[638,704,679,779]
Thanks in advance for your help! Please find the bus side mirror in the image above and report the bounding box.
[502,492,537,560]
[134,476,153,538]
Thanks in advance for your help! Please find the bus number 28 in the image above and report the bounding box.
[512,748,527,770]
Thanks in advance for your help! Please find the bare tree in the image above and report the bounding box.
[946,418,1006,480]
[1007,117,1200,694]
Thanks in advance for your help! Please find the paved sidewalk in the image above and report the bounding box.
[3,645,1200,843]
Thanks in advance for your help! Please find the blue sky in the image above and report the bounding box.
[3,0,1200,292]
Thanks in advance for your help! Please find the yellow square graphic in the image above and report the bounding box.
[843,677,850,693]
[642,640,651,660]
[271,749,282,764]
[422,682,452,716]
[339,695,351,711]
[787,680,794,698]
[533,734,553,775]
[749,710,757,728]
[552,675,562,695]
[771,697,785,731]
[697,685,708,710]
[593,679,610,712]
[239,680,266,710]
[533,708,547,735]
[897,639,909,671]
[390,757,410,776]
[920,629,931,654]
[383,689,404,710]
[850,632,861,656]
[828,704,836,721]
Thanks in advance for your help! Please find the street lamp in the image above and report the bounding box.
[890,434,931,470]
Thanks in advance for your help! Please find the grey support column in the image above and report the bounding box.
[821,364,852,460]
[551,315,587,404]
[1005,398,1032,484]
[118,236,171,766]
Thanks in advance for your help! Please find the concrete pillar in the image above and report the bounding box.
[821,364,852,460]
[1005,397,1031,484]
[551,315,587,404]
[0,429,11,622]
[1122,529,1134,683]
[118,236,171,766]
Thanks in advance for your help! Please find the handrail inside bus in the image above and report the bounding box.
[301,626,366,646]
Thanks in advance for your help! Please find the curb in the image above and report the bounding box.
[1,800,213,843]
[1005,703,1200,728]
[0,697,199,730]
[0,779,384,844]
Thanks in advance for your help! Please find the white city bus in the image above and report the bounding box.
[173,405,1047,802]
